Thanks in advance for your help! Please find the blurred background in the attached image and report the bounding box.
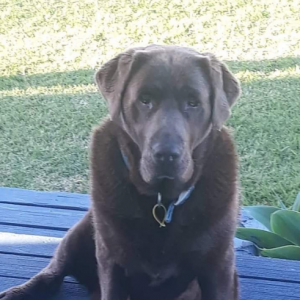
[0,0,299,206]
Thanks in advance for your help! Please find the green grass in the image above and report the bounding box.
[0,0,300,206]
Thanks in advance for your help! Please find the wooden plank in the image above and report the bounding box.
[0,253,56,279]
[1,277,89,300]
[2,277,300,300]
[1,251,300,299]
[1,256,300,300]
[1,234,300,284]
[0,232,60,257]
[0,232,261,264]
[240,278,300,300]
[237,254,300,283]
[1,252,300,288]
[0,203,86,232]
[0,187,89,211]
[0,253,78,285]
[3,277,300,300]
[0,224,66,238]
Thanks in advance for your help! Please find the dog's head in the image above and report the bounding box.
[95,45,240,196]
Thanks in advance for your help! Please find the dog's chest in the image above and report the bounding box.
[129,227,183,286]
[138,260,180,287]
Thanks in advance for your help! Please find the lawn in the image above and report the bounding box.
[0,0,299,206]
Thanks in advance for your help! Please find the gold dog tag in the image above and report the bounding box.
[152,204,167,227]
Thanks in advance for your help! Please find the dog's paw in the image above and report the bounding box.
[0,288,30,300]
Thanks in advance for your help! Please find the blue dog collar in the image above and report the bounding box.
[121,150,131,170]
[164,186,194,224]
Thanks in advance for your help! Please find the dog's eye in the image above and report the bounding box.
[187,99,200,108]
[139,95,152,105]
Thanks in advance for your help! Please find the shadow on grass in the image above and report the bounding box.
[1,76,300,101]
[1,56,299,91]
[0,69,95,91]
[225,56,300,73]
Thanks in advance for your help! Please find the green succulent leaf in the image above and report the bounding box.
[236,227,292,249]
[292,192,300,212]
[245,206,281,231]
[278,199,287,210]
[261,245,300,261]
[271,210,300,246]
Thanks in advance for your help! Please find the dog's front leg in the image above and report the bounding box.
[96,245,129,300]
[196,251,239,300]
[197,266,239,300]
[188,248,239,300]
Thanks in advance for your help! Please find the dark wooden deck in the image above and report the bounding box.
[1,187,300,299]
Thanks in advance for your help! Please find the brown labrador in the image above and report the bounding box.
[0,44,241,300]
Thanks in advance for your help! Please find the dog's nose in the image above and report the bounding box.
[153,145,180,162]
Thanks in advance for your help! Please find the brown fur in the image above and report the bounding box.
[0,45,241,300]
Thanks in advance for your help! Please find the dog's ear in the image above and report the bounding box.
[94,48,145,124]
[203,53,240,130]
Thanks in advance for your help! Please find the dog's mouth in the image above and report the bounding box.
[157,175,175,180]
[147,171,179,187]
[140,151,193,189]
[151,177,186,200]
[139,146,195,199]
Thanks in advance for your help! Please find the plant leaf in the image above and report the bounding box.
[278,199,287,210]
[245,206,281,231]
[261,245,300,261]
[271,210,300,245]
[272,189,287,209]
[292,192,300,212]
[236,227,292,249]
